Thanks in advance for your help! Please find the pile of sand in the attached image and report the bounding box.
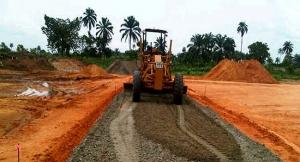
[51,59,84,72]
[203,59,278,84]
[106,60,140,74]
[81,64,111,77]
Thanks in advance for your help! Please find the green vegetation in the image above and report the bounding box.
[41,15,81,55]
[78,57,115,69]
[82,7,97,32]
[154,36,167,54]
[237,21,248,53]
[1,10,299,81]
[266,66,300,81]
[248,41,270,64]
[172,63,216,76]
[119,16,141,50]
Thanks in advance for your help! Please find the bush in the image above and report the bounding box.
[125,50,138,60]
[285,65,296,74]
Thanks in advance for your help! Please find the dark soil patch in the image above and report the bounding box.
[106,60,140,74]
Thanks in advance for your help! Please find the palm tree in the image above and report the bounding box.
[266,56,274,65]
[36,45,41,54]
[223,37,236,59]
[187,34,206,65]
[154,36,167,54]
[82,7,97,31]
[95,36,111,58]
[204,32,215,52]
[293,54,300,68]
[282,41,293,55]
[203,32,215,61]
[275,57,280,64]
[278,48,284,62]
[114,48,120,54]
[9,43,13,50]
[214,34,227,62]
[83,31,96,48]
[96,17,114,40]
[237,21,248,53]
[120,16,141,50]
[136,40,148,52]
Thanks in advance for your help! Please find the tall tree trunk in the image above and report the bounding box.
[240,36,243,53]
[61,46,64,55]
[129,30,132,50]
[66,45,70,56]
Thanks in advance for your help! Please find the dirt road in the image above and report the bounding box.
[69,91,281,162]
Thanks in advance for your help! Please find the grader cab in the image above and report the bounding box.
[124,28,187,105]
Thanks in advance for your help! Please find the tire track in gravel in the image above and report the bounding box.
[109,95,139,162]
[177,105,229,162]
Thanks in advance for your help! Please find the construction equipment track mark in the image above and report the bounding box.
[177,105,229,162]
[110,96,139,162]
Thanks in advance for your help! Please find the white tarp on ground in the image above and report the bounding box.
[42,82,49,88]
[16,82,49,97]
[16,88,49,96]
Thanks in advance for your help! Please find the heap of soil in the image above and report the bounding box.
[106,60,140,74]
[203,59,279,84]
[81,64,112,77]
[0,52,55,71]
[51,59,85,72]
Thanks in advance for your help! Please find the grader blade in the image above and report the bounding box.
[183,85,188,94]
[123,82,133,92]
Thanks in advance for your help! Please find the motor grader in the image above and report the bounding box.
[124,28,187,105]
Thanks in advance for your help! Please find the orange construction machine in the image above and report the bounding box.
[124,28,187,104]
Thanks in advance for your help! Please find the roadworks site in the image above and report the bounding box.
[0,52,299,162]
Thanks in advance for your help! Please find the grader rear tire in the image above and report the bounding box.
[173,73,183,105]
[132,71,141,102]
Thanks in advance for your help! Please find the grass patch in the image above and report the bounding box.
[265,65,300,81]
[271,71,300,81]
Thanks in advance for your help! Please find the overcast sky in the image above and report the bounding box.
[0,0,299,60]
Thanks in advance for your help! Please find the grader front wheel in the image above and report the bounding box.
[173,73,183,105]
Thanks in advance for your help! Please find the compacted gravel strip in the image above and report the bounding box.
[184,96,283,162]
[109,99,139,161]
[68,92,189,162]
[68,91,283,162]
[177,105,229,162]
[67,91,122,162]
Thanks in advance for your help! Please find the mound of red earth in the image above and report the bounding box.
[203,59,279,84]
[106,60,140,74]
[0,52,56,71]
[51,59,85,72]
[81,64,112,77]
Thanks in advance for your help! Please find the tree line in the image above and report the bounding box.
[0,42,47,54]
[1,7,299,69]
